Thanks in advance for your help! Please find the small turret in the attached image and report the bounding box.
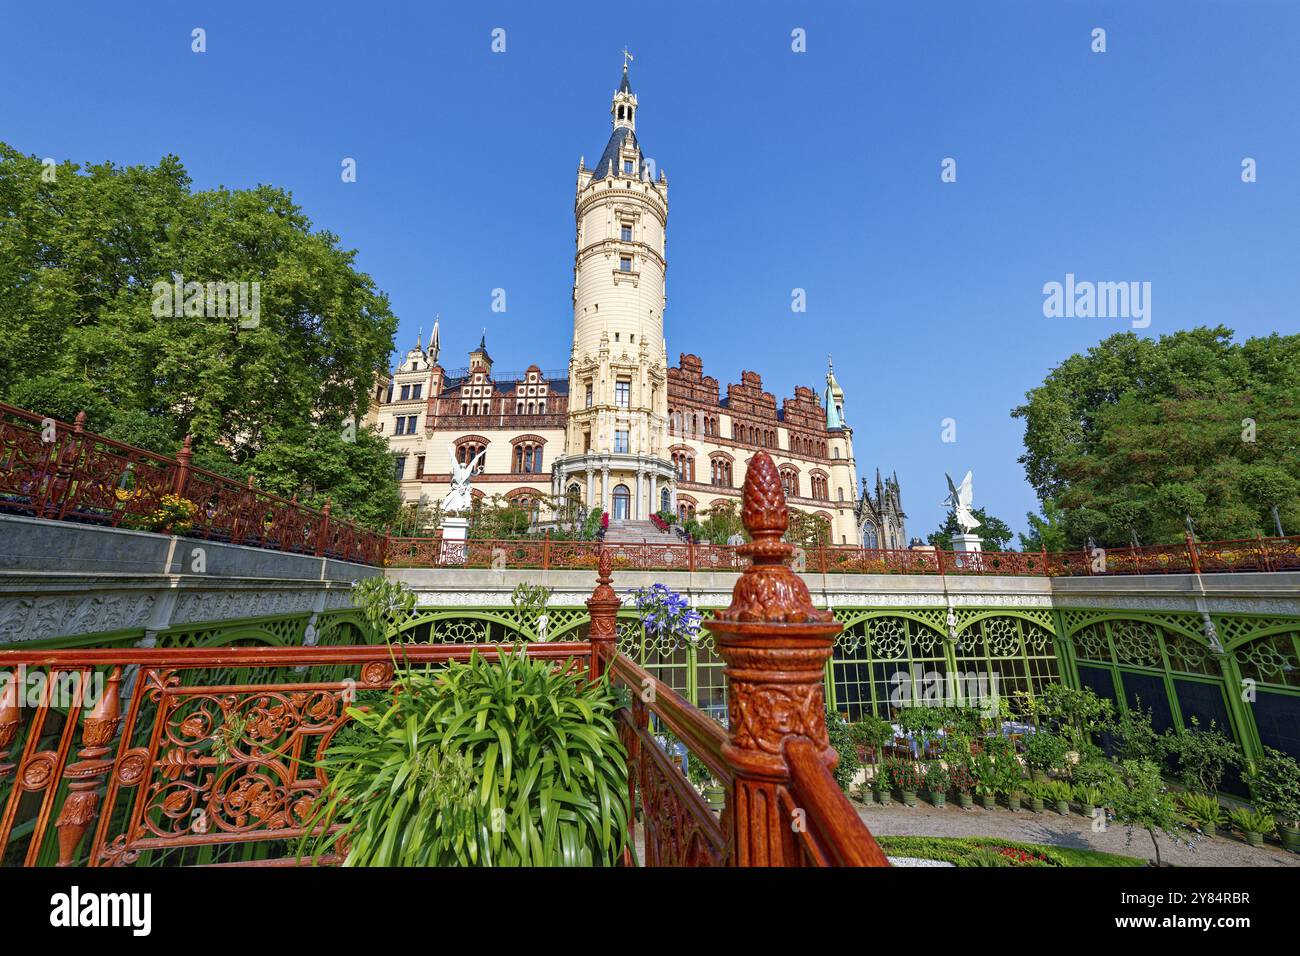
[825,355,846,429]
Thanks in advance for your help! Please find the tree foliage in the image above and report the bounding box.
[0,143,400,527]
[1013,327,1300,547]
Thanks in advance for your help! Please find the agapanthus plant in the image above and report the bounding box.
[626,583,702,644]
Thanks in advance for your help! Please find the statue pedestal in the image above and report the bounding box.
[440,517,469,565]
[951,532,983,571]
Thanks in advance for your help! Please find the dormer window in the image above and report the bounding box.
[623,159,634,175]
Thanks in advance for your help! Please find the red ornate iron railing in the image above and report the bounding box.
[0,402,387,565]
[0,642,591,867]
[5,402,1297,578]
[388,532,1300,577]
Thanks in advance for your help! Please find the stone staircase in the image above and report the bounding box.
[602,519,679,544]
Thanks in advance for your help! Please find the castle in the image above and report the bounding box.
[366,62,907,548]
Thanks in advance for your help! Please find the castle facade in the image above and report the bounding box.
[366,64,906,548]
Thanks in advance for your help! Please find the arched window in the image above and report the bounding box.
[612,483,631,521]
[779,467,799,498]
[862,523,879,549]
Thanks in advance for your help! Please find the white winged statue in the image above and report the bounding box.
[943,471,981,534]
[443,444,487,513]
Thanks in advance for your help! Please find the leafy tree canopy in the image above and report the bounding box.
[0,144,400,527]
[1012,327,1300,547]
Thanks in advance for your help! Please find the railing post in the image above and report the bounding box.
[703,452,844,867]
[0,672,21,782]
[316,498,332,558]
[543,528,550,570]
[172,435,193,497]
[56,667,122,866]
[1185,531,1201,575]
[585,549,619,681]
[47,410,87,520]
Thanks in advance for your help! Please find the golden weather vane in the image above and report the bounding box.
[622,46,634,71]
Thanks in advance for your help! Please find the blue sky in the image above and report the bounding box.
[3,1,1298,539]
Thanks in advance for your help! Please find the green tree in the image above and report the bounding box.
[0,143,401,528]
[1012,327,1300,547]
[786,509,831,548]
[698,498,746,545]
[1109,759,1189,867]
[1018,498,1068,552]
[928,507,1014,552]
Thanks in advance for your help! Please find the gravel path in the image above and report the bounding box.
[854,799,1300,867]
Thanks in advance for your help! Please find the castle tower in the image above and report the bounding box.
[555,58,675,520]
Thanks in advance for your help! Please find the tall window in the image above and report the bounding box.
[621,224,632,241]
[415,455,425,479]
[394,456,407,481]
[585,383,593,407]
[399,384,411,400]
[619,256,632,272]
[615,380,630,408]
[513,443,543,474]
[412,384,422,399]
[614,430,629,454]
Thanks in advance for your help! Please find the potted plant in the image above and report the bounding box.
[299,647,630,866]
[1022,729,1070,782]
[1022,780,1047,813]
[1178,792,1226,834]
[1229,807,1275,848]
[885,756,920,807]
[925,762,950,808]
[1247,747,1300,852]
[872,773,891,807]
[685,750,726,812]
[950,763,976,809]
[1044,779,1072,815]
[1075,783,1104,820]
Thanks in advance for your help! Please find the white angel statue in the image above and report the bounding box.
[443,444,486,513]
[943,471,981,534]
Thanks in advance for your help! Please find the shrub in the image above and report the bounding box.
[826,711,860,790]
[1071,758,1120,790]
[1160,717,1240,794]
[1228,807,1275,837]
[1108,701,1162,763]
[1043,780,1073,803]
[848,714,894,767]
[1247,747,1300,830]
[884,757,922,792]
[1074,784,1104,808]
[949,763,977,795]
[300,647,629,866]
[924,762,950,794]
[1179,792,1227,832]
[1022,730,1070,775]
